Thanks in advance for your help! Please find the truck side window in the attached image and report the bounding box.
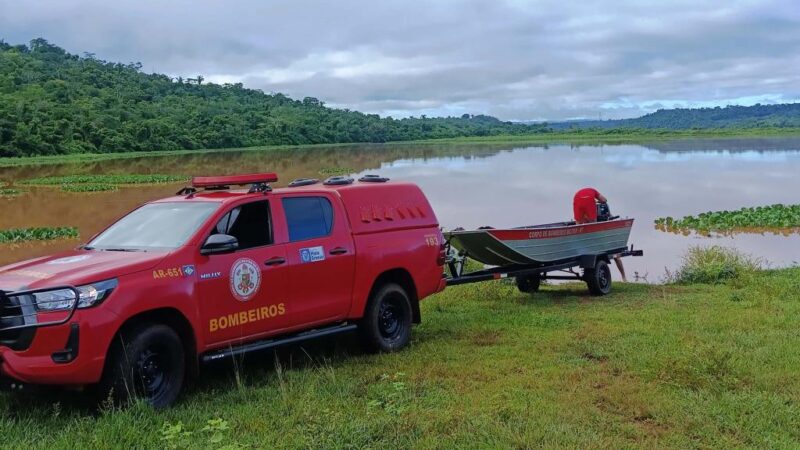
[213,200,272,250]
[282,197,333,242]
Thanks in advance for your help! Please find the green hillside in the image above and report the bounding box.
[2,38,799,158]
[0,39,548,157]
[551,103,800,130]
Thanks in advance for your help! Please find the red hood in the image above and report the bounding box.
[0,250,169,291]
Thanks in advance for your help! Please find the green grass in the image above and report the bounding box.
[656,204,800,234]
[19,174,188,186]
[0,226,78,243]
[2,267,799,448]
[0,128,798,168]
[60,183,119,193]
[666,245,762,284]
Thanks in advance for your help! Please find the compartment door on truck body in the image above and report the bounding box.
[278,194,356,326]
[196,199,291,347]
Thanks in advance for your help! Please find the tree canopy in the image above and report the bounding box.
[0,39,549,157]
[2,39,797,158]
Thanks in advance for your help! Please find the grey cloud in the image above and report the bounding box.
[1,0,798,120]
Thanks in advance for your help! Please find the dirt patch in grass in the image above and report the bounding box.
[582,352,610,363]
[466,329,502,347]
[588,364,671,438]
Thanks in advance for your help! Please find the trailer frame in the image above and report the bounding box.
[445,242,643,295]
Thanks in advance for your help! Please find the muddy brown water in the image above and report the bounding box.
[0,138,798,281]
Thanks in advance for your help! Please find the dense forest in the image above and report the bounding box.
[1,39,798,158]
[0,39,549,157]
[550,103,800,130]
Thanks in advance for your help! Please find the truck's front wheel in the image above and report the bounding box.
[359,283,412,353]
[100,323,185,408]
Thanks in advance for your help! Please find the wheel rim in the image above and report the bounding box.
[599,265,611,290]
[378,297,404,340]
[136,348,168,395]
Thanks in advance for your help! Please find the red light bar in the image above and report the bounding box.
[192,173,278,188]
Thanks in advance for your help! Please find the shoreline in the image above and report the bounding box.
[0,128,798,168]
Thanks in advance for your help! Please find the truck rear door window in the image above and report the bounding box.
[282,197,333,242]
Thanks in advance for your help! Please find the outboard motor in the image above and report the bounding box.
[596,202,612,221]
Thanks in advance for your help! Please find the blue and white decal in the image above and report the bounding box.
[182,265,196,276]
[299,246,325,263]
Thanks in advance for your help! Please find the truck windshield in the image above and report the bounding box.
[87,202,219,251]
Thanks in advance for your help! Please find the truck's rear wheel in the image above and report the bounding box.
[99,323,185,408]
[585,260,612,296]
[515,274,541,293]
[359,283,412,353]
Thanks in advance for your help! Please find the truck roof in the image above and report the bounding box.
[152,175,439,234]
[152,179,407,203]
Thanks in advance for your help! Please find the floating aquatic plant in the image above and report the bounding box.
[318,167,354,176]
[655,204,800,233]
[20,174,187,186]
[61,183,119,193]
[0,188,21,197]
[0,227,79,243]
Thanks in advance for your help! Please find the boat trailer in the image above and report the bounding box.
[445,243,644,296]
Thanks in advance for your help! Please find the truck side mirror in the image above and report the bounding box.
[201,234,238,255]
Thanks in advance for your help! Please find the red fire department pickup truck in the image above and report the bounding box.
[0,173,446,407]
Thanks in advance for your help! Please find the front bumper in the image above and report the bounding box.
[0,305,119,386]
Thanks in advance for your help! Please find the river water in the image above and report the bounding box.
[0,137,797,280]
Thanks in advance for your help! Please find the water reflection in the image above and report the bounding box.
[0,138,797,278]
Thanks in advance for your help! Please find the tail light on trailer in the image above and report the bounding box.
[437,241,447,267]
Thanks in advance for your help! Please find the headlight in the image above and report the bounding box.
[34,279,118,311]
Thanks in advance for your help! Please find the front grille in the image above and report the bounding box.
[0,292,37,351]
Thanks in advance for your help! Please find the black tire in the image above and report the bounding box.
[358,283,413,353]
[98,323,185,408]
[586,260,612,296]
[515,274,541,293]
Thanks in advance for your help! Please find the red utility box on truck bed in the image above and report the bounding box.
[0,173,445,407]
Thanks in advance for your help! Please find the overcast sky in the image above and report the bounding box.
[2,0,799,120]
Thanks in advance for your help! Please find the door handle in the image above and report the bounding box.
[329,247,348,255]
[264,256,286,266]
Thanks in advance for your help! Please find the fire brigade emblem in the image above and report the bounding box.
[229,258,261,301]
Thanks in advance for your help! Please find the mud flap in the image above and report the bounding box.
[579,254,598,269]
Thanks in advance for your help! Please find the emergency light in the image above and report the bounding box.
[191,173,279,188]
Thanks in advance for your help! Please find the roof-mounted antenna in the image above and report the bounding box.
[248,182,272,194]
[175,186,197,198]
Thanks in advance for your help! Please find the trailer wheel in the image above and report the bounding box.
[359,283,412,353]
[99,323,185,408]
[585,260,612,296]
[515,274,541,293]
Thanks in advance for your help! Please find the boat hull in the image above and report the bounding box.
[447,219,634,266]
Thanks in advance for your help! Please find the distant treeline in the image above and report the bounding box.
[0,39,549,157]
[550,103,800,130]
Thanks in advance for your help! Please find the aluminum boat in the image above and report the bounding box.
[445,218,634,266]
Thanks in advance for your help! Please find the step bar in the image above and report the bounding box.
[201,323,358,363]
